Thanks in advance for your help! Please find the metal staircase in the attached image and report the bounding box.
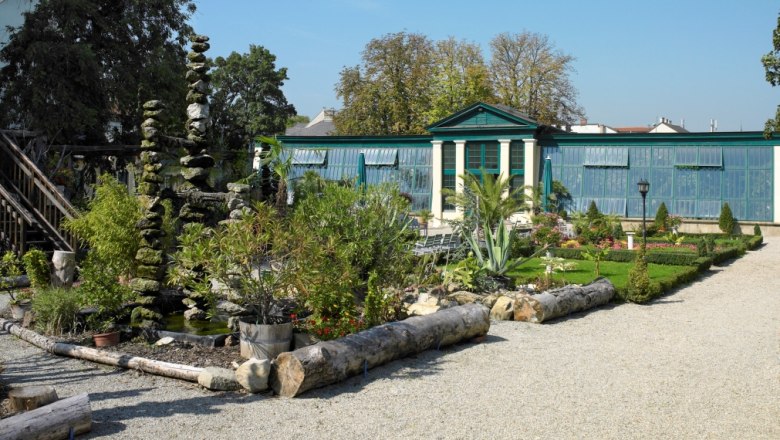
[0,132,78,255]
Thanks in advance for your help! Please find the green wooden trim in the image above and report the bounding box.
[426,102,539,131]
[540,131,777,146]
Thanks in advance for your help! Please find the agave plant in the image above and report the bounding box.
[463,218,522,276]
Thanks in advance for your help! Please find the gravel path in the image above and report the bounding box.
[1,239,778,439]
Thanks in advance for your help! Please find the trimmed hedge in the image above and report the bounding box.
[551,247,707,267]
[615,265,700,302]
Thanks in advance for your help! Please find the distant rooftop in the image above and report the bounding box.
[285,108,336,136]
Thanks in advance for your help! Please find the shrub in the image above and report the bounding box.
[753,224,762,237]
[745,234,763,249]
[531,224,563,247]
[586,200,601,221]
[22,249,49,291]
[78,253,135,331]
[64,174,142,279]
[363,271,396,327]
[509,234,535,258]
[719,202,736,236]
[1,251,23,294]
[32,287,81,334]
[654,202,669,232]
[624,247,658,303]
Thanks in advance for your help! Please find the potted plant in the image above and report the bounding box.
[416,209,434,235]
[169,202,294,360]
[77,254,134,347]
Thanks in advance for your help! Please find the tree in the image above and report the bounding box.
[443,169,527,233]
[0,0,196,144]
[426,37,495,122]
[654,202,670,232]
[489,31,584,125]
[334,32,435,135]
[762,12,780,138]
[210,45,296,149]
[719,202,736,236]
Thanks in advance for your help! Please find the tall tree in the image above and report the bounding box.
[334,32,435,135]
[426,37,495,122]
[0,0,196,144]
[489,31,583,125]
[762,11,780,138]
[210,45,296,149]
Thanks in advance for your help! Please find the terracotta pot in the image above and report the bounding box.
[93,331,120,347]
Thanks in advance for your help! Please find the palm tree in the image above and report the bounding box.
[442,168,527,232]
[257,136,292,216]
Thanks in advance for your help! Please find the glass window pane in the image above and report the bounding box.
[698,147,722,167]
[543,146,562,164]
[696,200,721,218]
[651,168,673,197]
[467,144,481,169]
[674,147,697,166]
[604,169,627,197]
[724,200,745,219]
[653,148,674,167]
[629,168,650,196]
[698,169,720,199]
[442,174,456,210]
[749,169,772,199]
[561,167,582,197]
[723,170,746,198]
[361,148,397,166]
[748,148,772,169]
[675,169,697,198]
[630,147,651,167]
[673,200,696,217]
[292,149,327,165]
[484,143,499,169]
[562,147,583,166]
[510,143,524,170]
[604,148,629,166]
[443,143,456,169]
[583,147,605,166]
[747,200,772,221]
[722,148,746,169]
[582,168,605,198]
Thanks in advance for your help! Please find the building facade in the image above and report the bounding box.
[276,102,779,226]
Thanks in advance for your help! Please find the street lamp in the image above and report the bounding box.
[638,179,650,247]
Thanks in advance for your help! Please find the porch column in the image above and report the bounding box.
[454,140,466,215]
[774,146,780,223]
[499,139,511,199]
[523,138,540,210]
[431,140,443,225]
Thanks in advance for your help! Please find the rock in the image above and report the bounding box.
[225,334,238,346]
[227,183,250,194]
[182,297,198,308]
[186,62,209,73]
[129,277,161,293]
[181,167,210,182]
[143,163,163,173]
[143,109,164,118]
[481,294,499,309]
[186,90,207,104]
[141,125,158,140]
[187,52,206,63]
[135,264,164,280]
[139,228,162,240]
[407,303,440,316]
[489,296,514,321]
[187,118,208,133]
[190,42,211,53]
[447,291,482,305]
[190,34,210,43]
[140,140,158,150]
[51,250,76,288]
[437,299,457,309]
[155,336,175,346]
[139,151,161,163]
[22,310,34,328]
[416,292,439,306]
[227,316,240,332]
[141,171,163,183]
[184,307,207,321]
[135,248,164,266]
[141,118,158,129]
[143,100,165,110]
[216,300,249,316]
[229,207,253,220]
[185,69,204,83]
[180,154,214,168]
[294,332,320,350]
[235,358,271,393]
[227,197,246,211]
[187,103,209,120]
[197,367,240,391]
[136,181,159,197]
[429,285,448,297]
[136,215,163,230]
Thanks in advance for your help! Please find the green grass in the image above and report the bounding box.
[509,257,696,291]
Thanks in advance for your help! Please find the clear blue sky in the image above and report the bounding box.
[191,0,779,133]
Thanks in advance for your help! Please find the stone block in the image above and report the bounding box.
[447,291,483,305]
[129,277,161,293]
[198,367,240,391]
[184,307,206,321]
[187,52,206,63]
[235,358,271,393]
[190,42,210,53]
[187,103,209,120]
[135,248,163,266]
[489,296,514,321]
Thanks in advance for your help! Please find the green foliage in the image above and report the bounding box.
[210,45,296,148]
[363,271,393,327]
[32,287,81,335]
[22,249,49,291]
[256,136,293,215]
[624,247,658,303]
[64,174,142,278]
[508,234,535,259]
[463,219,521,277]
[531,212,563,247]
[762,12,780,138]
[77,253,134,332]
[539,256,577,285]
[160,198,179,254]
[719,202,736,236]
[0,0,195,144]
[443,169,526,234]
[443,257,483,291]
[654,202,669,232]
[586,200,601,221]
[0,251,23,294]
[582,245,609,277]
[754,224,762,236]
[289,183,415,326]
[696,239,708,257]
[169,203,289,324]
[292,170,326,207]
[571,209,621,245]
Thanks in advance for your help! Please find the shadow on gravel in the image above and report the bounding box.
[88,392,265,438]
[299,335,507,399]
[0,352,117,387]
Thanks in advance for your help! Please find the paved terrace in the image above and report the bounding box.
[1,239,778,439]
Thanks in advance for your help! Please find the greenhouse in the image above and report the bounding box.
[275,102,779,225]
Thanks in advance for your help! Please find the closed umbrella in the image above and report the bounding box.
[542,155,553,212]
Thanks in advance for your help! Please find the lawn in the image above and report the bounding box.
[508,257,698,291]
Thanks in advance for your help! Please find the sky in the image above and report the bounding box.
[190,0,779,133]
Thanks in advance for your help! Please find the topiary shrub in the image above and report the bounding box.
[654,202,669,232]
[754,224,762,237]
[586,200,601,221]
[624,247,659,303]
[719,202,736,236]
[22,249,49,291]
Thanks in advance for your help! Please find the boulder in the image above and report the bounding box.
[489,296,514,321]
[216,300,249,316]
[186,62,209,73]
[481,294,500,309]
[416,292,439,306]
[190,42,211,53]
[235,358,271,393]
[227,197,246,211]
[190,34,210,43]
[143,109,164,119]
[143,100,165,110]
[227,316,240,332]
[186,90,208,104]
[135,248,164,266]
[187,52,206,63]
[51,250,76,288]
[184,307,207,321]
[227,183,250,194]
[135,264,164,280]
[154,336,174,346]
[181,167,210,182]
[407,303,440,316]
[129,277,161,294]
[187,103,209,120]
[197,367,240,391]
[180,154,214,168]
[447,291,482,305]
[187,118,208,133]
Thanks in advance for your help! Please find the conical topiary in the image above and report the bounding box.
[586,200,601,221]
[719,202,736,236]
[625,246,657,303]
[654,202,669,232]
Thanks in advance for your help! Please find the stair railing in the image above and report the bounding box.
[0,183,33,255]
[0,132,78,252]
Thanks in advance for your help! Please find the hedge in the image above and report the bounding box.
[551,247,705,267]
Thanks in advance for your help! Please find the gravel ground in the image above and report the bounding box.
[1,239,778,439]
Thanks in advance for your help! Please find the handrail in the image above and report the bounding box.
[0,133,78,252]
[0,183,33,255]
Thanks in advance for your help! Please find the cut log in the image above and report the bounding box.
[0,319,203,382]
[514,277,615,323]
[0,393,91,440]
[8,386,58,412]
[271,303,490,397]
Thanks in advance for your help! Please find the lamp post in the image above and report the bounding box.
[638,179,650,247]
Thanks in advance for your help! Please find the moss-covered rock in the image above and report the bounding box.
[142,171,164,184]
[140,140,158,151]
[137,182,160,197]
[180,154,214,168]
[143,100,165,110]
[130,277,161,293]
[186,90,207,104]
[136,264,164,280]
[181,167,209,182]
[135,248,164,266]
[186,62,209,73]
[190,42,210,53]
[187,52,206,63]
[143,109,164,119]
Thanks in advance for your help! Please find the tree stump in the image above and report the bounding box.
[8,386,58,412]
[0,393,91,440]
[50,251,76,288]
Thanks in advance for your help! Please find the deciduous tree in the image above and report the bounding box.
[761,11,780,138]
